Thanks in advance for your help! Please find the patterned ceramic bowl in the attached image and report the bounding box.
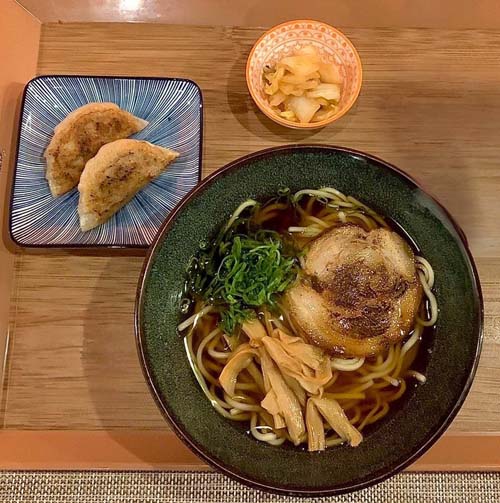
[246,20,362,129]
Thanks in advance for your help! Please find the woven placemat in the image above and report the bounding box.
[0,471,498,503]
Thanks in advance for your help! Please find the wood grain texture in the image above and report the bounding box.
[2,254,165,429]
[2,23,500,433]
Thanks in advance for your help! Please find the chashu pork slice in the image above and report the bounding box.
[45,102,148,197]
[78,139,179,231]
[284,224,422,358]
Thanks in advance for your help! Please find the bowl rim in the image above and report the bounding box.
[245,20,363,129]
[135,144,483,497]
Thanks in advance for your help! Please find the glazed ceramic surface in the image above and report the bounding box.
[136,145,482,496]
[10,75,202,248]
[246,20,362,129]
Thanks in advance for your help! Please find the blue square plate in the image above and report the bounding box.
[9,75,202,248]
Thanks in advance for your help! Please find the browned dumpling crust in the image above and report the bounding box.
[44,102,148,197]
[77,139,179,231]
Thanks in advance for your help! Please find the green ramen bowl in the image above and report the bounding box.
[135,145,482,496]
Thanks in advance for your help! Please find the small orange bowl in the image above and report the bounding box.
[246,20,362,129]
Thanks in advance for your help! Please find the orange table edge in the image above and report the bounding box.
[1,431,499,471]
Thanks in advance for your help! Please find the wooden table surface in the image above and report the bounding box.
[1,22,500,469]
